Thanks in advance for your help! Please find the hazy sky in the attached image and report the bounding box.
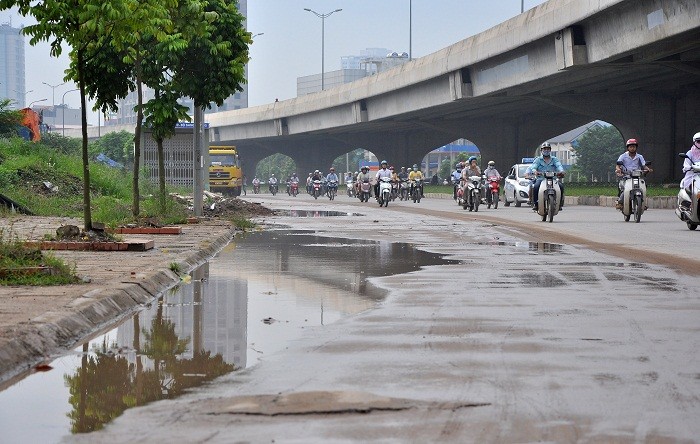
[6,0,548,124]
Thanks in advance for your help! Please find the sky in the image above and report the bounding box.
[5,0,548,125]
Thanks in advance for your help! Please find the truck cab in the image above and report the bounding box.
[209,146,243,196]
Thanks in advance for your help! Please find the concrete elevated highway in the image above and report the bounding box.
[208,0,700,182]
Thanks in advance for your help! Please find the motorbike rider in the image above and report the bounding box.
[461,156,481,198]
[451,163,463,200]
[483,160,502,204]
[356,165,372,196]
[326,167,339,196]
[398,166,409,181]
[268,173,278,193]
[615,138,652,209]
[306,173,313,194]
[252,176,261,193]
[527,142,565,211]
[680,132,700,194]
[288,172,299,195]
[375,160,392,199]
[408,164,425,197]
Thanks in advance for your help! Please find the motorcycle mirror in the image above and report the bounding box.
[616,161,624,165]
[678,153,689,159]
[508,175,515,179]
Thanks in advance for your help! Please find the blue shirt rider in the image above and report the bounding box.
[526,142,565,211]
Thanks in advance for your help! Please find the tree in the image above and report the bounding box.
[572,125,624,182]
[89,131,134,166]
[2,0,136,231]
[332,149,366,174]
[0,98,22,136]
[256,154,296,180]
[438,152,469,180]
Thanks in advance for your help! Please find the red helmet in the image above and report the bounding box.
[626,138,638,147]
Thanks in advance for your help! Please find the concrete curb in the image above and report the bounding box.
[425,193,678,209]
[0,227,236,385]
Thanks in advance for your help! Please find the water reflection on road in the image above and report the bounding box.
[0,230,455,442]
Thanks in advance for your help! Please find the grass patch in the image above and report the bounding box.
[231,216,256,230]
[0,228,81,285]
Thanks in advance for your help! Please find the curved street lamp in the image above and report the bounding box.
[42,81,66,108]
[28,98,47,108]
[252,32,264,39]
[304,8,342,91]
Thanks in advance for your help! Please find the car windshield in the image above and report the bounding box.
[517,165,529,177]
[210,154,238,167]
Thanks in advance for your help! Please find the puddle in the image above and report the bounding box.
[474,241,565,253]
[274,209,363,217]
[0,230,455,442]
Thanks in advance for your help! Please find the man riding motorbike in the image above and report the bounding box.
[527,143,565,212]
[375,160,392,200]
[326,167,339,197]
[356,165,373,198]
[451,163,463,200]
[408,164,424,197]
[268,174,278,194]
[615,138,651,209]
[483,160,502,205]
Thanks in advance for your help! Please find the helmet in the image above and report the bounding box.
[488,160,495,166]
[401,166,406,170]
[330,167,335,171]
[381,160,388,165]
[468,156,477,163]
[540,142,552,150]
[315,169,320,173]
[412,164,418,169]
[361,165,368,170]
[271,174,275,177]
[693,132,700,142]
[626,138,638,147]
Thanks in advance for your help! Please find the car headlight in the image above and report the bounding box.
[518,180,530,186]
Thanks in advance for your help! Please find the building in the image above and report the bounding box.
[107,0,249,126]
[545,121,604,166]
[421,139,480,178]
[0,23,26,109]
[298,48,410,96]
[32,105,82,132]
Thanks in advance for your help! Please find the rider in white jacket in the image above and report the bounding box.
[681,132,700,190]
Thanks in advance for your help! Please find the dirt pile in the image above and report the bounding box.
[202,197,274,218]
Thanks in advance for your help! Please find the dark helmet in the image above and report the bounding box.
[468,156,477,163]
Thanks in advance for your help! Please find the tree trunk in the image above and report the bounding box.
[158,137,166,213]
[78,49,92,231]
[132,55,144,218]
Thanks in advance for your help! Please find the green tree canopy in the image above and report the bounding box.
[89,131,134,166]
[572,125,624,182]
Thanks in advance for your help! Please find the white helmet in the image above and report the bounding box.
[693,132,700,142]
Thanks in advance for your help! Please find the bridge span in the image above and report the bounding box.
[207,0,699,181]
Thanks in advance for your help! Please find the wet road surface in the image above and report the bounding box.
[65,194,700,443]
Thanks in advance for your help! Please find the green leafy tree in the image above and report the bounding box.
[1,0,138,230]
[438,152,469,180]
[0,98,22,136]
[332,149,366,174]
[572,125,624,182]
[256,154,296,181]
[89,131,134,166]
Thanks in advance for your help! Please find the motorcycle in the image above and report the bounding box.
[411,179,423,203]
[312,179,322,199]
[289,181,299,197]
[269,182,278,196]
[462,175,481,211]
[327,180,338,200]
[378,177,392,207]
[617,166,647,223]
[399,179,410,201]
[390,180,399,201]
[252,180,260,194]
[486,176,500,209]
[359,179,372,202]
[676,153,700,230]
[452,178,461,201]
[346,181,355,197]
[535,171,563,222]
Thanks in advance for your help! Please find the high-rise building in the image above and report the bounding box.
[0,23,26,109]
[107,0,249,126]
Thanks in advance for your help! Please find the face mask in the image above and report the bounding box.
[694,141,700,148]
[542,150,551,157]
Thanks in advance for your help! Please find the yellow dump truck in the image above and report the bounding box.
[209,146,243,196]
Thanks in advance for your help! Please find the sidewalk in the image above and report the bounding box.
[0,216,235,385]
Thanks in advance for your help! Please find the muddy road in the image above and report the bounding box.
[69,194,700,443]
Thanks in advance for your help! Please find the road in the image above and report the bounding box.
[73,193,700,443]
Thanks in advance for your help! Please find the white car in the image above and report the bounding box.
[503,163,533,207]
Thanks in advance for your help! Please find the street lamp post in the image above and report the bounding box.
[42,81,66,108]
[28,98,47,108]
[409,0,412,61]
[252,32,264,39]
[304,8,342,91]
[61,88,79,137]
[521,0,525,13]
